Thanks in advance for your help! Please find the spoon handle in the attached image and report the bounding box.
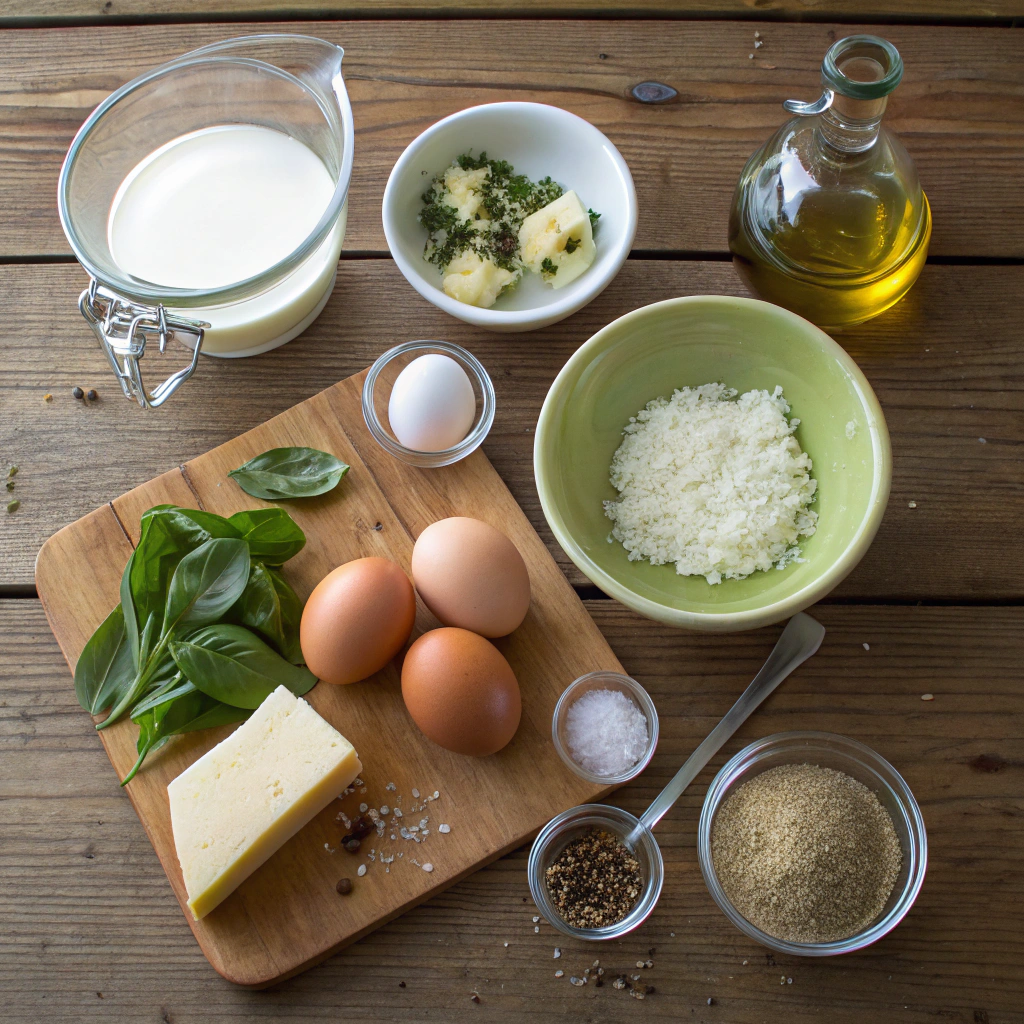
[636,612,826,835]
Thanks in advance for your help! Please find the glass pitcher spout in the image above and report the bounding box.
[728,35,930,332]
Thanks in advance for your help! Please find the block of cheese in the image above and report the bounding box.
[168,685,362,920]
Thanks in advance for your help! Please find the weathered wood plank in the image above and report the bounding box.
[2,597,1022,1019]
[3,0,1020,23]
[0,20,1021,257]
[2,260,1021,599]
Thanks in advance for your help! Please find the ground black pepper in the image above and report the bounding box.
[544,828,642,929]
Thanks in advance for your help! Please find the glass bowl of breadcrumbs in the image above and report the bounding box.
[698,731,927,956]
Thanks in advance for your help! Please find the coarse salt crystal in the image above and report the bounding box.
[439,824,451,834]
[565,689,648,776]
[359,803,368,813]
[357,864,367,876]
[422,863,433,872]
[412,788,420,798]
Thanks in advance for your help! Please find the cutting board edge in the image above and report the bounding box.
[33,366,626,987]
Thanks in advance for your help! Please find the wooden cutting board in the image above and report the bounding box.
[34,367,622,988]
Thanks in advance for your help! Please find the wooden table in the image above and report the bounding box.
[1,3,1022,1022]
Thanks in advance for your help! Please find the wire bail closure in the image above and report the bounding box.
[78,279,209,409]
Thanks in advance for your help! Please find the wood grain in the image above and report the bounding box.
[2,0,1020,23]
[4,260,1022,599]
[33,365,625,985]
[3,597,1022,1021]
[0,20,1021,258]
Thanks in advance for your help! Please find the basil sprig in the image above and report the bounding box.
[74,503,313,785]
[228,447,349,500]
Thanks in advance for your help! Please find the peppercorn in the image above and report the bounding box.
[86,389,98,401]
[335,878,352,895]
[73,387,84,399]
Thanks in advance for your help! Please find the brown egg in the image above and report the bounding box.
[401,627,521,756]
[300,556,415,685]
[411,517,531,638]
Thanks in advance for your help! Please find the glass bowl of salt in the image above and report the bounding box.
[552,671,659,785]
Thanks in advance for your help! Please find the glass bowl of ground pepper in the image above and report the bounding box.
[698,731,927,956]
[528,804,664,941]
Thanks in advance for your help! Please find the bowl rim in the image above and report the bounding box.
[361,339,496,468]
[381,100,638,330]
[533,294,893,631]
[696,730,928,956]
[550,670,660,785]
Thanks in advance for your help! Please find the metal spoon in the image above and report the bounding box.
[626,611,826,846]
[529,611,826,940]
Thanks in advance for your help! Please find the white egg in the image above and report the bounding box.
[387,353,476,452]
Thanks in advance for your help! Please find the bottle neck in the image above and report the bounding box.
[817,92,887,154]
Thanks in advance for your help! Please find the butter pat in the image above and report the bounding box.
[442,250,517,308]
[168,685,361,920]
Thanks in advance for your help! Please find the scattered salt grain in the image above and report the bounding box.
[385,782,396,791]
[394,808,403,818]
[921,693,934,701]
[565,689,648,776]
[422,863,433,873]
[908,501,917,508]
[380,805,389,816]
[863,643,870,651]
[412,788,420,798]
[359,803,368,813]
[845,420,857,439]
[554,948,561,959]
[357,864,367,876]
[555,970,564,978]
[532,916,540,923]
[439,824,451,834]
[534,926,540,933]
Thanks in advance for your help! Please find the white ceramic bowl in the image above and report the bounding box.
[382,102,637,333]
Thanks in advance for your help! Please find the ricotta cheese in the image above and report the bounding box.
[168,685,361,920]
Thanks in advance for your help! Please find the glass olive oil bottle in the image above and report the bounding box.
[729,36,931,331]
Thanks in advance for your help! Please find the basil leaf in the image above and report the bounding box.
[130,508,217,635]
[130,674,195,718]
[233,562,305,664]
[74,604,134,715]
[174,508,241,540]
[164,538,250,633]
[228,508,306,564]
[120,553,140,670]
[122,686,248,786]
[175,702,250,735]
[228,447,349,500]
[170,624,316,709]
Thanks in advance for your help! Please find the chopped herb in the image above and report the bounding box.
[588,208,601,230]
[5,480,13,491]
[419,152,567,275]
[7,465,18,478]
[6,499,19,513]
[564,237,581,255]
[540,258,558,279]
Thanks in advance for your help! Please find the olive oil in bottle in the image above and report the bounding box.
[729,36,930,331]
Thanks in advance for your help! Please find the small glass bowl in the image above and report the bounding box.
[361,339,495,468]
[698,731,927,957]
[551,671,659,785]
[528,803,664,941]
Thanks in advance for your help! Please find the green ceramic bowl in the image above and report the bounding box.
[534,295,891,632]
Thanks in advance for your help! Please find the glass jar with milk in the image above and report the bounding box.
[58,35,354,407]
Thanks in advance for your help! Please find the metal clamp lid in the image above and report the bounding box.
[78,279,209,409]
